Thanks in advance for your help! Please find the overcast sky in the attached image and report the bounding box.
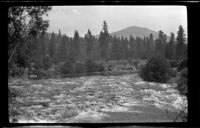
[45,6,187,37]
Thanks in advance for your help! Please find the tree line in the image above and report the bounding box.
[10,20,187,70]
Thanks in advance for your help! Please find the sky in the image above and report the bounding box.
[45,6,187,37]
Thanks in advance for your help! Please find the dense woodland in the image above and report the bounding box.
[9,21,187,71]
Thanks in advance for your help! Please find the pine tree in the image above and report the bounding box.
[129,35,136,59]
[48,32,56,58]
[58,34,67,62]
[111,35,118,60]
[176,25,186,60]
[149,33,154,56]
[74,30,80,60]
[135,37,143,59]
[69,30,80,62]
[124,37,129,59]
[165,32,176,59]
[85,29,94,58]
[99,21,110,60]
[155,30,166,57]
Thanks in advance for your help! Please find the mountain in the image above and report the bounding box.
[95,26,169,40]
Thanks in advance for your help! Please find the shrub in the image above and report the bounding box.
[43,55,52,70]
[177,58,188,72]
[59,60,74,75]
[139,56,172,83]
[176,68,188,95]
[133,60,139,67]
[9,67,25,77]
[136,60,146,73]
[85,59,104,73]
[96,63,105,72]
[169,59,179,68]
[74,62,86,73]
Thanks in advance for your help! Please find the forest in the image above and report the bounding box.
[8,19,187,79]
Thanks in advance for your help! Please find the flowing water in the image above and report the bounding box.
[8,74,187,123]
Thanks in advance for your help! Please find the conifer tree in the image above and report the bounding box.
[176,25,186,60]
[99,21,110,60]
[48,32,56,58]
[165,32,176,59]
[129,35,135,59]
[85,29,94,58]
[69,30,80,62]
[58,34,67,62]
[155,30,166,57]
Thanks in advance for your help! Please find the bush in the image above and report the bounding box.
[177,58,188,72]
[85,59,104,73]
[97,63,105,72]
[139,56,172,83]
[136,60,146,73]
[176,68,188,95]
[133,60,139,67]
[169,59,179,68]
[59,60,74,75]
[9,67,25,77]
[43,55,52,70]
[74,62,86,73]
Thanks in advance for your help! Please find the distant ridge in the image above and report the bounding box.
[95,26,170,40]
[47,26,171,41]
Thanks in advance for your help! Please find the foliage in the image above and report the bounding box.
[177,58,188,72]
[176,58,188,95]
[99,21,110,60]
[58,60,74,75]
[74,62,86,73]
[168,59,179,68]
[85,59,104,73]
[8,6,52,66]
[85,29,94,57]
[176,25,186,60]
[48,32,56,58]
[43,55,52,70]
[154,30,167,57]
[176,68,188,95]
[139,56,172,83]
[165,33,176,59]
[9,67,25,77]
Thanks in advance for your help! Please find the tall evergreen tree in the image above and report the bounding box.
[111,36,122,60]
[48,32,56,58]
[149,33,154,54]
[176,25,186,60]
[155,30,166,57]
[58,34,67,62]
[124,37,129,59]
[69,30,80,62]
[99,21,110,60]
[129,35,136,59]
[85,29,94,58]
[135,37,143,59]
[165,32,176,59]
